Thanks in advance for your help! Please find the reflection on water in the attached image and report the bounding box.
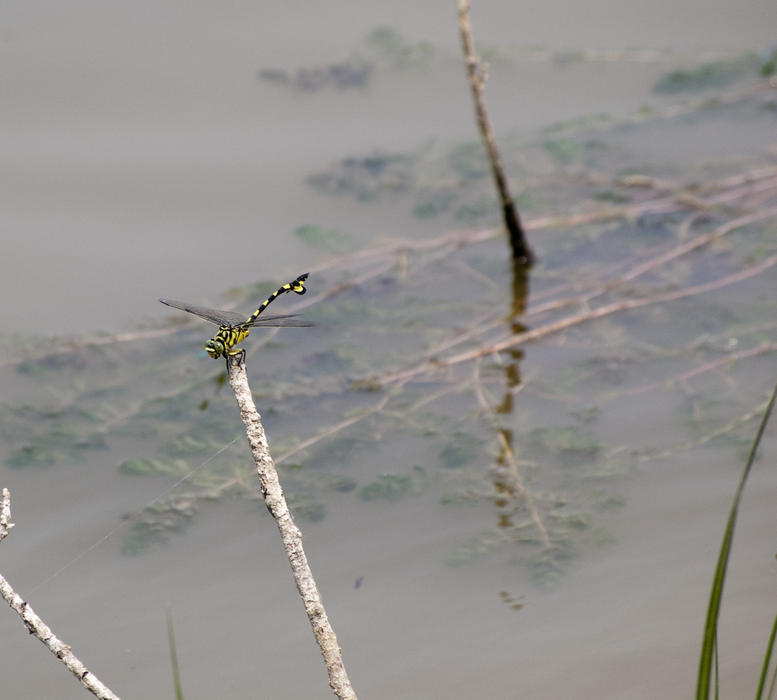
[1,5,777,698]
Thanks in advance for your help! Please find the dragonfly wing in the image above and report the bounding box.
[159,299,247,327]
[246,313,314,328]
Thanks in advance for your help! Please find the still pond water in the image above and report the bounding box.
[1,2,777,698]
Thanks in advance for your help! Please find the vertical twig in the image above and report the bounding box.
[458,0,533,263]
[226,357,357,700]
[0,488,12,543]
[0,488,122,700]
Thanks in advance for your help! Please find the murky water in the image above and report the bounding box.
[1,3,777,699]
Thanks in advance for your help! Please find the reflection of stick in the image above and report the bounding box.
[471,364,551,547]
[458,0,533,263]
[0,489,122,700]
[226,360,357,700]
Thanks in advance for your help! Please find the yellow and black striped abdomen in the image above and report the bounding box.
[245,272,308,325]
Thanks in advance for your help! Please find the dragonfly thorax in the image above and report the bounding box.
[205,325,250,359]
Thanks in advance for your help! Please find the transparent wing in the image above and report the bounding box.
[159,299,247,327]
[160,299,313,328]
[246,313,314,328]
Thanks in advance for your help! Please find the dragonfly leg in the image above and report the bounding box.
[225,348,247,370]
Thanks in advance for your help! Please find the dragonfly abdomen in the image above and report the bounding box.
[246,272,308,325]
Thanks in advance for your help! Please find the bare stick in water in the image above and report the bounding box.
[458,0,534,263]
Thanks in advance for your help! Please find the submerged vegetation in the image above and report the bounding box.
[256,26,436,93]
[653,53,760,93]
[1,48,775,591]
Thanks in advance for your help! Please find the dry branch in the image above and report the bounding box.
[526,205,777,318]
[0,489,122,700]
[381,250,777,386]
[226,358,357,700]
[614,342,777,398]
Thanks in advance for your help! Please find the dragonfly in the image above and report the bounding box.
[160,272,312,361]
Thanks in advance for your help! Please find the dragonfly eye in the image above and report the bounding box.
[205,340,223,359]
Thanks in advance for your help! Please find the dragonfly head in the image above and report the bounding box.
[205,339,225,359]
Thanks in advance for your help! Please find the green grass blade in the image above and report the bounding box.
[166,604,186,700]
[756,610,777,700]
[696,381,777,700]
[768,659,777,699]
